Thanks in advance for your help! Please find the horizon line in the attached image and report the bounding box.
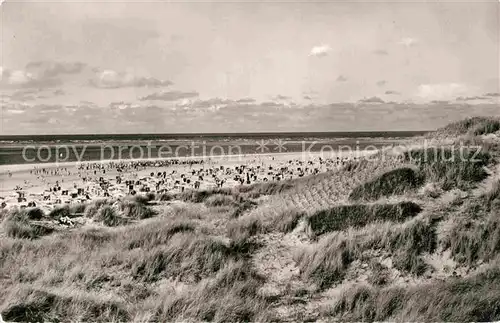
[0,130,432,139]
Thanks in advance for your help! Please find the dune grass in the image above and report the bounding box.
[404,147,492,190]
[298,219,436,288]
[445,214,500,266]
[433,116,500,137]
[227,207,306,240]
[265,158,408,213]
[473,120,500,136]
[3,219,54,239]
[1,286,130,322]
[1,208,54,239]
[81,198,156,225]
[442,182,500,266]
[327,266,500,321]
[130,232,255,283]
[366,260,390,286]
[119,199,156,220]
[349,167,424,201]
[307,202,422,236]
[0,212,262,320]
[204,194,235,207]
[150,260,270,322]
[237,180,295,198]
[178,180,295,205]
[93,206,126,227]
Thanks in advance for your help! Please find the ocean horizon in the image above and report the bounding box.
[0,131,426,166]
[0,130,429,144]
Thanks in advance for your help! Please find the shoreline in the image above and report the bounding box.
[0,149,381,175]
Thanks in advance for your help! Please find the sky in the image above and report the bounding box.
[1,0,499,134]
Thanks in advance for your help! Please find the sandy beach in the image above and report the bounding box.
[0,150,373,211]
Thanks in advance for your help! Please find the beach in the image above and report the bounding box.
[0,149,375,212]
[0,132,418,212]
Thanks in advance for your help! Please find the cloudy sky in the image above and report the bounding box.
[1,0,499,134]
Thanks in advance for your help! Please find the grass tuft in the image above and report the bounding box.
[327,267,500,321]
[404,147,492,190]
[152,260,269,322]
[93,206,126,227]
[298,219,436,289]
[349,167,424,201]
[1,287,130,322]
[307,202,422,236]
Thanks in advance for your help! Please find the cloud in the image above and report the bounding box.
[0,62,83,89]
[456,96,488,101]
[303,95,313,100]
[1,67,37,88]
[417,83,469,101]
[25,61,86,79]
[385,90,400,95]
[177,98,234,110]
[80,100,97,106]
[430,100,450,105]
[272,94,291,100]
[2,62,174,91]
[4,99,500,134]
[6,89,39,102]
[236,98,256,103]
[139,90,199,101]
[90,69,173,89]
[358,96,385,104]
[484,92,500,97]
[336,75,348,82]
[309,44,331,57]
[109,101,141,110]
[4,107,27,115]
[376,80,387,87]
[398,37,418,47]
[373,49,389,55]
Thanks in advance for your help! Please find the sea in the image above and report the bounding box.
[0,131,427,166]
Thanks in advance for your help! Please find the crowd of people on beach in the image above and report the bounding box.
[2,155,366,209]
